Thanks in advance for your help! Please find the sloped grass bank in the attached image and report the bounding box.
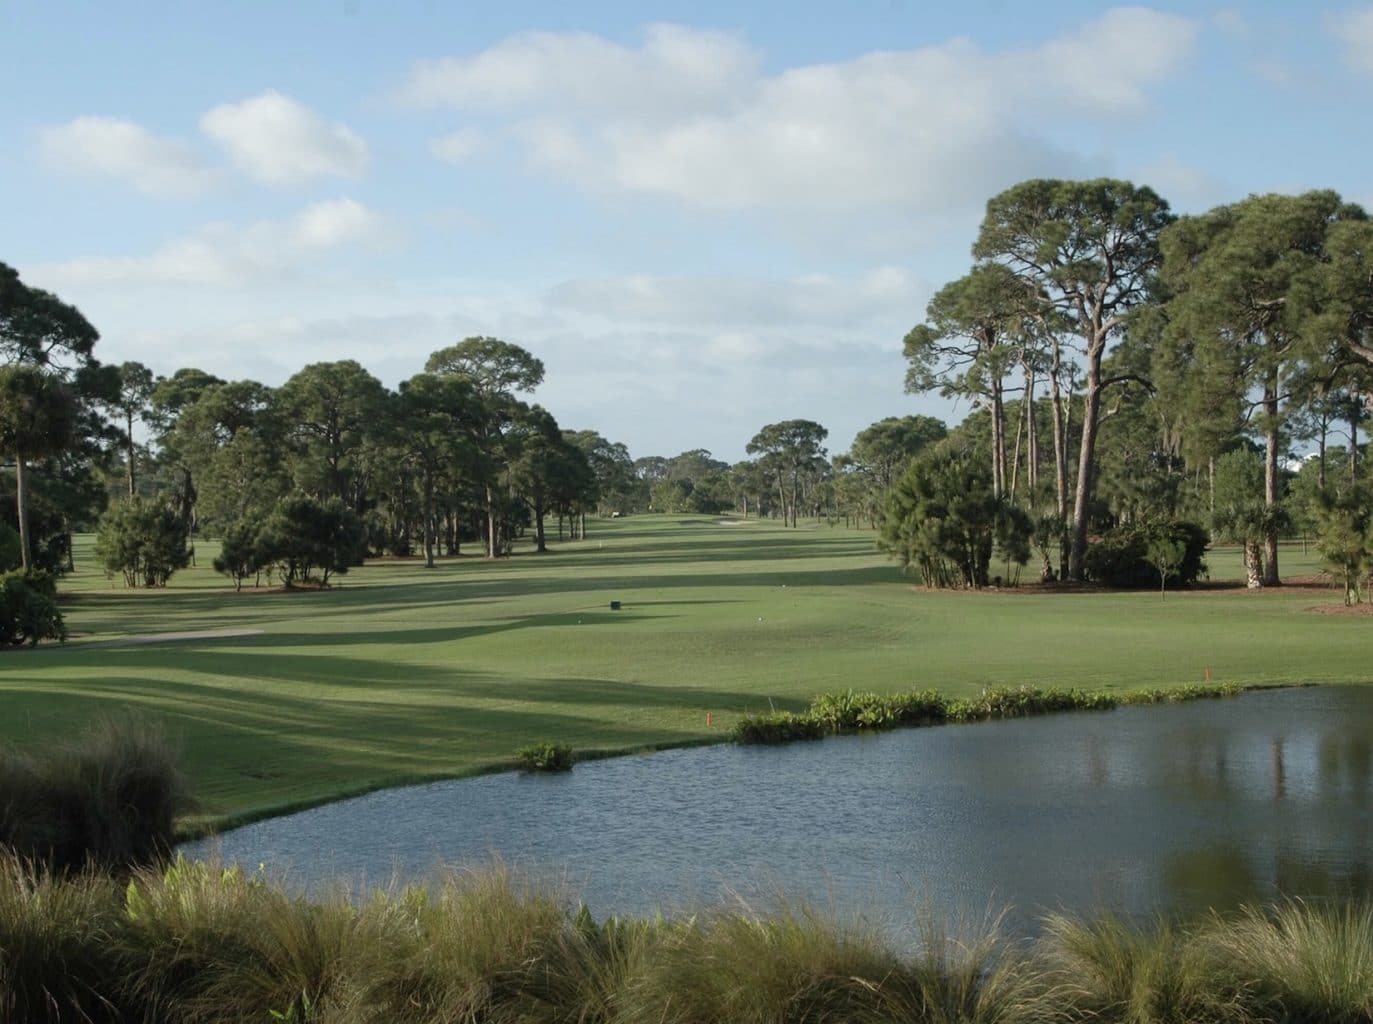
[734,682,1248,744]
[2,856,1370,1024]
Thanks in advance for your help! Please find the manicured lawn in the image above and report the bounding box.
[0,516,1366,828]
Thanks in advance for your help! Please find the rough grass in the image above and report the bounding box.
[0,517,1367,830]
[0,717,191,873]
[3,858,1371,1024]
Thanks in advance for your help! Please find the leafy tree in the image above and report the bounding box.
[0,261,99,374]
[746,420,828,527]
[975,178,1173,580]
[276,360,384,507]
[426,338,543,557]
[212,518,267,591]
[1311,479,1373,605]
[903,264,1033,497]
[1211,449,1284,589]
[94,496,191,587]
[0,570,65,646]
[1162,191,1360,585]
[0,366,77,570]
[425,336,545,394]
[257,493,367,587]
[395,373,478,567]
[565,431,635,518]
[837,415,947,527]
[879,443,1032,588]
[651,478,694,513]
[102,361,156,497]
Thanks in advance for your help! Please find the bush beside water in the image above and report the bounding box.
[515,741,575,772]
[735,683,1244,744]
[1,856,1369,1023]
[0,718,190,874]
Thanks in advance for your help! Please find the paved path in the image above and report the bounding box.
[62,628,265,650]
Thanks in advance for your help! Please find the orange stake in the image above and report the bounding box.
[1204,668,1212,682]
[706,712,713,727]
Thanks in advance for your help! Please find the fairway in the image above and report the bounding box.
[0,515,1368,829]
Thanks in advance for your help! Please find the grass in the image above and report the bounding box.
[0,515,1367,831]
[4,857,1372,1023]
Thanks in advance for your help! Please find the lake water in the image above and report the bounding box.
[184,686,1373,933]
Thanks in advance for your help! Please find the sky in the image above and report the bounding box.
[3,1,1373,462]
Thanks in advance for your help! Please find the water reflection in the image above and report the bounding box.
[185,686,1373,934]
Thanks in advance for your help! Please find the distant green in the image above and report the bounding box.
[0,516,1364,830]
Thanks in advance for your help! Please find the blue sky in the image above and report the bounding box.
[3,2,1372,461]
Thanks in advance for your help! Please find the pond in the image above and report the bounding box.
[185,685,1373,933]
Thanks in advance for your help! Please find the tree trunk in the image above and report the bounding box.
[1244,540,1263,589]
[1050,339,1068,520]
[534,497,547,552]
[991,378,1005,498]
[125,410,136,497]
[1026,364,1039,497]
[422,474,436,568]
[485,485,498,558]
[1068,361,1103,582]
[15,450,30,571]
[1350,407,1359,482]
[1007,384,1025,501]
[1262,374,1281,587]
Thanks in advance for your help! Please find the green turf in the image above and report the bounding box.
[0,516,1366,829]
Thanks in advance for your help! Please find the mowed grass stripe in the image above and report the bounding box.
[0,515,1366,828]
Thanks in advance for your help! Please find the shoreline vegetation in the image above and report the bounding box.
[733,681,1251,744]
[3,854,1370,1023]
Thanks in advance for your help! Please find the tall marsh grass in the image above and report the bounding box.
[735,683,1246,744]
[1,858,1369,1023]
[0,717,191,873]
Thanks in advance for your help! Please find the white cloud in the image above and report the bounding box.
[402,9,1197,212]
[1330,7,1373,75]
[32,198,389,289]
[403,23,760,117]
[200,91,369,184]
[36,116,214,197]
[430,127,487,164]
[544,267,925,329]
[1135,154,1229,211]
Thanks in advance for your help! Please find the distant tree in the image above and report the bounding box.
[904,264,1032,497]
[0,570,65,646]
[213,518,266,591]
[651,478,693,513]
[746,420,828,527]
[102,361,157,496]
[1163,191,1361,585]
[395,373,478,567]
[0,366,77,570]
[257,493,367,587]
[0,261,100,374]
[425,336,545,394]
[426,337,543,557]
[975,179,1173,580]
[1311,478,1373,605]
[1211,449,1283,589]
[277,360,384,507]
[94,496,191,587]
[879,443,1032,588]
[565,430,635,519]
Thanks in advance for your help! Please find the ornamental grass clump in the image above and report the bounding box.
[0,717,191,874]
[514,741,574,772]
[732,711,824,744]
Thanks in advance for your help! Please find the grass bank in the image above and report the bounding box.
[3,855,1371,1023]
[0,516,1367,829]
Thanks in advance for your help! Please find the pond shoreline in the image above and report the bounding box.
[179,679,1316,841]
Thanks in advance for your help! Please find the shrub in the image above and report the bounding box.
[1085,517,1209,589]
[0,856,126,1024]
[0,718,191,873]
[515,742,574,772]
[256,493,368,587]
[0,570,65,646]
[733,712,824,744]
[93,496,191,588]
[213,518,267,591]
